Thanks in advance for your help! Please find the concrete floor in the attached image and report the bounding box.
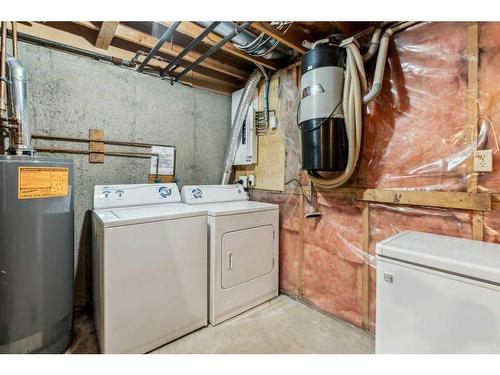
[152,295,374,354]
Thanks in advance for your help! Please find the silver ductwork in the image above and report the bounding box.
[6,56,32,153]
[196,21,293,60]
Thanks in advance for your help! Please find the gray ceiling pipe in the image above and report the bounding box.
[196,21,293,60]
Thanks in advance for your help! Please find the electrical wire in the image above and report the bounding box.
[285,178,312,205]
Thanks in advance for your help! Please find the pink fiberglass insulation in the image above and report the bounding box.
[248,22,500,332]
[250,190,301,296]
[362,22,470,191]
[302,194,364,326]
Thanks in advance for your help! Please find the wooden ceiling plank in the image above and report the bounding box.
[251,22,307,54]
[95,21,119,50]
[164,21,279,71]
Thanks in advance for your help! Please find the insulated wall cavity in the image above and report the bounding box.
[250,22,500,335]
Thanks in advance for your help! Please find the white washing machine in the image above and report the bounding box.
[181,184,279,325]
[92,183,208,353]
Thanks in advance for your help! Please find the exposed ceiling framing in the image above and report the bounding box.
[9,21,370,95]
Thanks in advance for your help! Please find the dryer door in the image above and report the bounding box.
[221,224,275,289]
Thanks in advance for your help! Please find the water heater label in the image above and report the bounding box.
[18,167,69,199]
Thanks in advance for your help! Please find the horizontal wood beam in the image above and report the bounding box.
[76,21,249,81]
[163,21,279,71]
[281,186,492,211]
[251,22,307,54]
[356,189,491,211]
[95,21,119,50]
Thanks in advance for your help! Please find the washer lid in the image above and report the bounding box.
[190,200,278,216]
[93,203,206,227]
[376,231,500,284]
[93,183,181,209]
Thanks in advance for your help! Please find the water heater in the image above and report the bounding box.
[298,43,347,171]
[0,156,74,353]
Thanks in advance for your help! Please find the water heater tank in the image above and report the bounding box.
[298,44,348,171]
[0,156,74,353]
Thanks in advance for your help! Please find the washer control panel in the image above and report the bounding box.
[93,183,180,209]
[181,184,248,205]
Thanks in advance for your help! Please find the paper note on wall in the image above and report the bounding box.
[150,146,175,175]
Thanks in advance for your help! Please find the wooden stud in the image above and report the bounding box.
[298,191,305,297]
[466,23,484,241]
[361,203,370,331]
[89,129,104,163]
[95,21,119,50]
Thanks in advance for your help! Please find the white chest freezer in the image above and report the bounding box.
[376,230,500,354]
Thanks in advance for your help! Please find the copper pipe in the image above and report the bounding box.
[33,147,161,159]
[12,22,18,58]
[31,134,174,149]
[0,22,7,115]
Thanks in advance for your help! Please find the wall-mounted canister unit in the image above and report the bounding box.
[298,43,347,171]
[0,156,74,354]
[376,231,500,354]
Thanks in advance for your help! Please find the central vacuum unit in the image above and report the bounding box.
[298,41,347,172]
[298,23,417,189]
[0,22,74,353]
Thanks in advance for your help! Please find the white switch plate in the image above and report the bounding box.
[474,149,493,172]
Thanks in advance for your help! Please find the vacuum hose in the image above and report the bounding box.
[221,68,263,184]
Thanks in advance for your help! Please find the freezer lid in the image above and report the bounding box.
[376,231,500,284]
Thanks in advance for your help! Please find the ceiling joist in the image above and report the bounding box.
[76,21,249,82]
[94,21,119,50]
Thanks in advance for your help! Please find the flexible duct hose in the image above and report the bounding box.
[221,68,263,184]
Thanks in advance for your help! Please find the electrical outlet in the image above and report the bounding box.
[474,149,493,172]
[237,175,248,188]
[248,174,256,187]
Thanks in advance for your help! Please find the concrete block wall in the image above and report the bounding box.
[17,41,232,311]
